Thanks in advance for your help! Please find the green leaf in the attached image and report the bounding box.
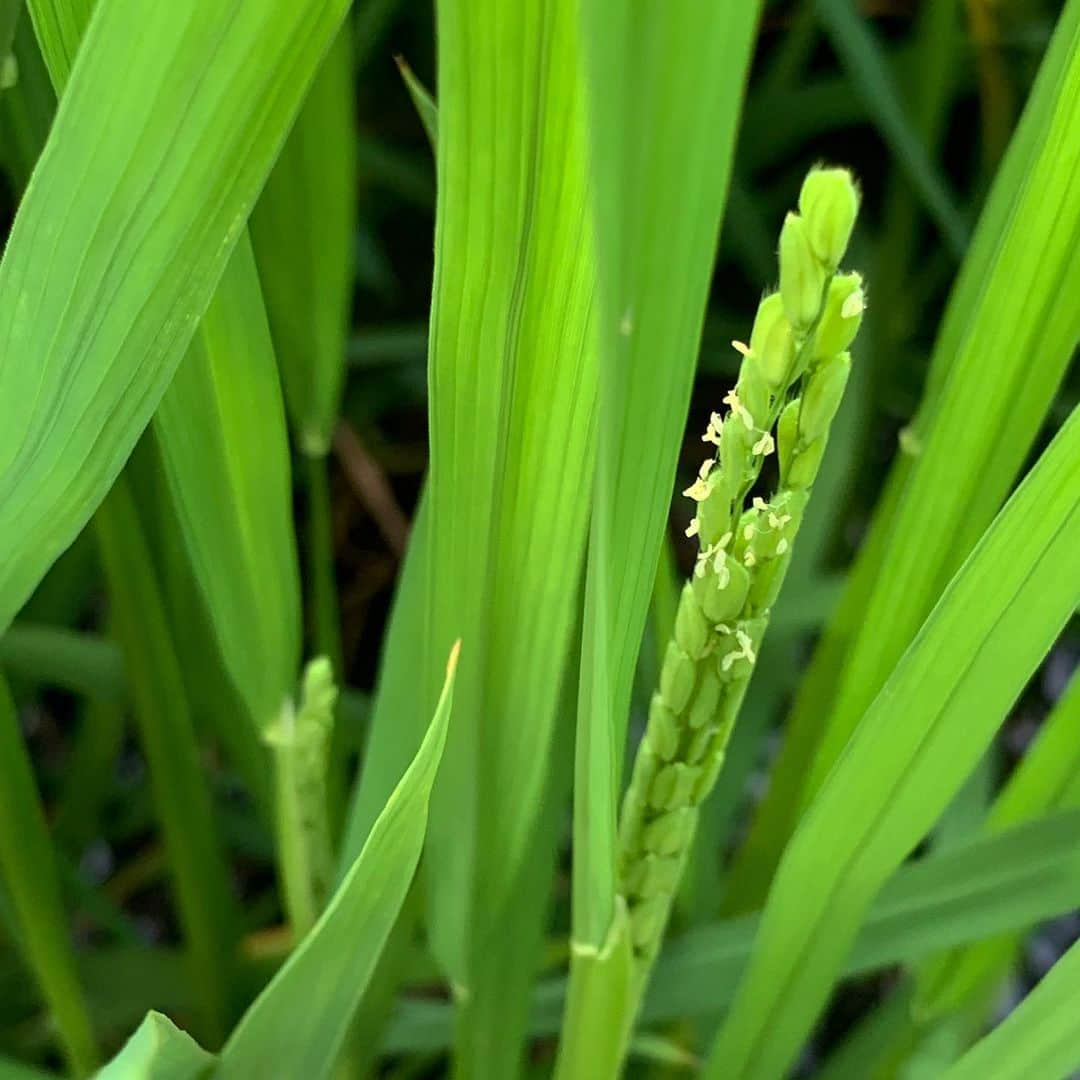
[0,11,54,189]
[26,0,302,741]
[417,1,601,1070]
[395,56,437,152]
[705,404,1080,1079]
[22,0,91,88]
[569,0,762,948]
[915,668,1080,1017]
[95,477,239,1046]
[553,902,635,1080]
[153,233,301,732]
[217,644,457,1080]
[559,0,761,1069]
[250,22,356,456]
[381,808,1080,1051]
[805,0,1080,810]
[731,0,1080,905]
[0,674,97,1075]
[943,937,1080,1080]
[339,495,430,875]
[95,1012,214,1080]
[0,623,125,704]
[0,0,352,634]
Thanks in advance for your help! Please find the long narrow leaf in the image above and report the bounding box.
[731,0,1080,904]
[27,0,302,738]
[94,478,239,1045]
[0,675,97,1075]
[251,22,356,458]
[706,405,1080,1079]
[0,0,352,632]
[943,937,1080,1080]
[153,234,301,733]
[218,644,457,1080]
[915,668,1080,1017]
[382,808,1080,1050]
[558,3,762,1070]
[418,2,600,1070]
[95,1013,213,1080]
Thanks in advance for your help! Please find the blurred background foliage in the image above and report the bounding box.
[0,0,1077,1073]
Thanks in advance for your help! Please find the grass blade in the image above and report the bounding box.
[153,233,302,736]
[419,1,600,1069]
[382,807,1080,1052]
[250,22,356,459]
[27,0,302,746]
[0,675,97,1075]
[915,668,1080,1018]
[803,0,1080,808]
[570,0,762,946]
[0,0,352,633]
[0,11,53,188]
[94,477,239,1046]
[396,55,437,151]
[730,0,1080,904]
[560,5,762,1069]
[218,645,457,1080]
[943,937,1080,1080]
[95,1012,213,1080]
[0,623,125,704]
[706,404,1080,1079]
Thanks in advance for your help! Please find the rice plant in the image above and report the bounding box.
[0,2,1078,1079]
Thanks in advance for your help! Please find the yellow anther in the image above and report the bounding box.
[702,411,724,446]
[682,477,711,502]
[731,339,751,357]
[721,628,757,671]
[841,290,865,319]
[752,431,776,457]
[685,517,700,539]
[715,560,731,589]
[723,388,755,431]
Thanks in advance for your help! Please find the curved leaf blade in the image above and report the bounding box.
[706,405,1080,1079]
[0,0,351,633]
[218,644,458,1080]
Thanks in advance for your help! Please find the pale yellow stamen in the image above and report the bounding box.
[715,560,731,589]
[682,477,711,502]
[841,290,865,319]
[723,388,754,431]
[702,411,724,446]
[752,432,776,457]
[731,339,751,357]
[685,517,700,539]
[722,629,757,671]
